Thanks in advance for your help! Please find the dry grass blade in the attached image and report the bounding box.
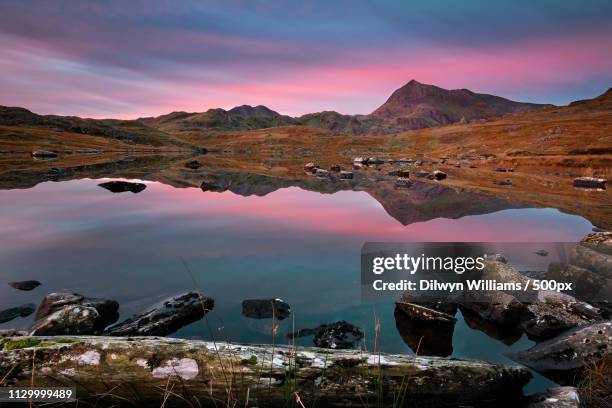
[577,353,612,408]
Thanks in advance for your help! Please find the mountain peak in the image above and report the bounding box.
[228,105,280,118]
[371,80,548,129]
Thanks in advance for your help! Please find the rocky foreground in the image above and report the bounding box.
[0,335,532,407]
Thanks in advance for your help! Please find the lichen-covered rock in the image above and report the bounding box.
[525,387,580,408]
[0,336,532,407]
[519,291,605,340]
[32,293,119,334]
[104,292,213,337]
[241,298,290,320]
[98,180,146,193]
[0,304,35,324]
[509,321,612,384]
[30,305,100,335]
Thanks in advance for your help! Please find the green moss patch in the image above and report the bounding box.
[241,355,258,365]
[2,338,42,350]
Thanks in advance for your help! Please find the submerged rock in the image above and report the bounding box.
[525,387,580,408]
[241,298,291,320]
[458,290,524,327]
[31,293,119,335]
[533,250,549,257]
[8,280,41,291]
[510,321,611,385]
[573,177,606,189]
[0,304,35,324]
[461,308,523,346]
[394,305,454,356]
[105,292,213,337]
[313,321,364,349]
[98,181,146,194]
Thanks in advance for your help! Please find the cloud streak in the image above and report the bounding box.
[0,0,610,118]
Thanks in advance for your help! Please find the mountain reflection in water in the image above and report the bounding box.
[0,177,594,394]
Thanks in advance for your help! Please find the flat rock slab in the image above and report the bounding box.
[0,336,531,407]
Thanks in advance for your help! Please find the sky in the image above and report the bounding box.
[0,0,611,118]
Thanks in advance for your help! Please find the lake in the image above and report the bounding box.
[0,177,595,393]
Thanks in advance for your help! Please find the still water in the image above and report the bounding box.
[0,178,594,393]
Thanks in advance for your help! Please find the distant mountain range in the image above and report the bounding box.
[1,80,602,145]
[137,80,551,135]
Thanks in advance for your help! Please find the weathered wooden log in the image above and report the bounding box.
[0,336,531,407]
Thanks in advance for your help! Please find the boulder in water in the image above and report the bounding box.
[31,293,119,335]
[8,280,41,291]
[241,298,291,320]
[0,304,36,324]
[313,321,364,349]
[105,292,213,337]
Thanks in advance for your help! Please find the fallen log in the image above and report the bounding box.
[0,336,531,407]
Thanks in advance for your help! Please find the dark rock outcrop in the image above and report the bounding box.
[105,292,213,337]
[241,298,291,320]
[98,180,146,193]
